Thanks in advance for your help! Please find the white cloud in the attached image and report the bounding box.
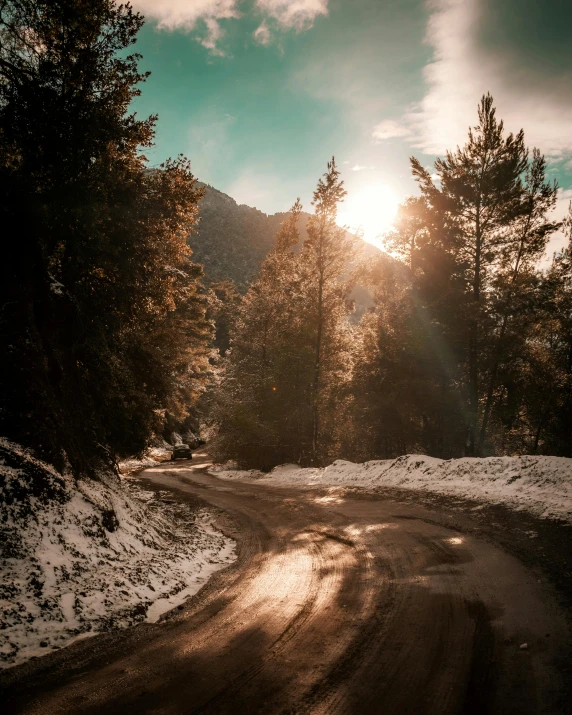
[133,0,239,51]
[372,119,411,142]
[134,0,327,51]
[377,0,572,159]
[133,0,239,31]
[351,164,367,171]
[255,0,328,31]
[253,20,272,45]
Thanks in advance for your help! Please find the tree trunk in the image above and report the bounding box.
[311,223,325,465]
[311,272,324,464]
[477,315,507,455]
[467,208,481,456]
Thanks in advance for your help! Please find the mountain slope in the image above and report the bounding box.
[189,183,381,291]
[189,184,288,289]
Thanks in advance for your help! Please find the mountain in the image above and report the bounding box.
[189,184,288,290]
[189,183,381,292]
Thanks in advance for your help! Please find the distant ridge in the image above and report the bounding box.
[189,183,381,291]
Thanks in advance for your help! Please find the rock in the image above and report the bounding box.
[519,643,528,650]
[39,641,48,648]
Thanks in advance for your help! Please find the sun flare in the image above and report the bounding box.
[338,184,400,247]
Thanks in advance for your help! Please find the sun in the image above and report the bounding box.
[338,184,400,248]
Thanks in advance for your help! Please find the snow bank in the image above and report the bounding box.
[0,439,235,668]
[211,454,572,523]
[118,446,172,474]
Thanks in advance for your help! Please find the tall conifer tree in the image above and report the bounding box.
[409,94,557,454]
[213,161,358,468]
[300,159,357,463]
[211,200,309,468]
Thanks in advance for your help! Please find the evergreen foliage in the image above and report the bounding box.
[211,100,571,465]
[301,160,358,463]
[190,183,378,324]
[353,95,563,458]
[526,206,572,455]
[212,163,359,469]
[0,0,211,475]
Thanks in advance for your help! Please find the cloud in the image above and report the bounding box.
[350,164,375,172]
[253,0,328,45]
[253,20,272,45]
[372,119,411,142]
[255,0,328,32]
[186,109,237,178]
[132,0,239,51]
[377,0,572,159]
[134,0,328,51]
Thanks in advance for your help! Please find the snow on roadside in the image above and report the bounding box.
[210,454,572,523]
[118,446,172,475]
[0,438,236,668]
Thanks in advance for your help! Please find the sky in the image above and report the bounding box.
[130,0,572,253]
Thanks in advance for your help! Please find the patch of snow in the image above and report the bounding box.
[210,454,572,523]
[0,438,235,668]
[118,447,172,475]
[144,512,236,623]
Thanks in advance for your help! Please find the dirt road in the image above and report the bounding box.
[3,449,571,714]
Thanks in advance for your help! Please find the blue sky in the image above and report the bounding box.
[131,0,572,251]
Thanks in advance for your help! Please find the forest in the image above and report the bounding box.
[1,0,571,483]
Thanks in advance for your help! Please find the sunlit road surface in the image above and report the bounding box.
[7,449,571,714]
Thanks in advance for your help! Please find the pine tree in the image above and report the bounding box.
[350,246,467,459]
[357,95,562,458]
[409,94,559,455]
[477,149,559,452]
[211,200,309,468]
[300,159,358,464]
[212,162,359,468]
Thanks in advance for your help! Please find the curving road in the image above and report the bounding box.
[5,449,571,714]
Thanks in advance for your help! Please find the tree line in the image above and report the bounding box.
[0,0,210,476]
[2,2,570,478]
[212,97,572,467]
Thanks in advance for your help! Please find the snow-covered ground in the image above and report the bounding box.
[0,439,236,668]
[210,454,572,523]
[118,446,172,474]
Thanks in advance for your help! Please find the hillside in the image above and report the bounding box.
[190,183,381,292]
[189,184,289,290]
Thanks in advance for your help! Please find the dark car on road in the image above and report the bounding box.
[171,444,192,461]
